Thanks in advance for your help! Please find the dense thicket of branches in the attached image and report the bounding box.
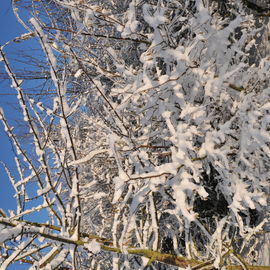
[0,0,270,269]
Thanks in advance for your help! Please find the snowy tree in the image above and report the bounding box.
[0,0,270,269]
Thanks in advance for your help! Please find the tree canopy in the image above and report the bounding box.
[0,0,270,269]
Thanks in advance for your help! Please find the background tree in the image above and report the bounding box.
[0,0,270,269]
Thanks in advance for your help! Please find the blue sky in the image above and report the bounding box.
[0,2,42,269]
[0,1,26,212]
[0,2,44,212]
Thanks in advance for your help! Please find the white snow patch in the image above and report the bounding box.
[85,239,101,254]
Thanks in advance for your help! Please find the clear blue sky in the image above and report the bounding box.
[0,1,26,212]
[0,2,43,269]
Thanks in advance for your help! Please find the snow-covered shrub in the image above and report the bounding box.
[0,0,269,269]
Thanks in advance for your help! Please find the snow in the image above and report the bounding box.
[85,239,101,254]
[142,4,167,28]
[0,107,4,120]
[69,149,108,166]
[37,185,51,196]
[1,0,270,268]
[0,224,22,243]
[37,246,59,267]
[74,69,83,78]
[0,237,34,270]
[122,1,140,38]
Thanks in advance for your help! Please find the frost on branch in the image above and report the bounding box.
[0,0,270,269]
